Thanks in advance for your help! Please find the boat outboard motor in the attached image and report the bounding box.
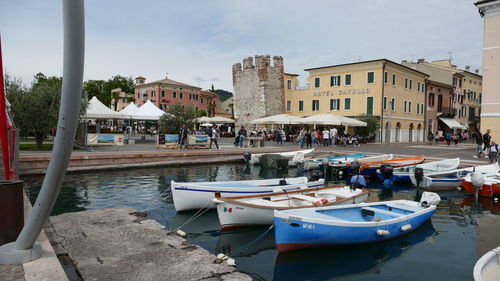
[308,170,322,182]
[414,167,424,188]
[380,164,394,185]
[279,177,287,185]
[243,152,252,162]
[350,162,361,176]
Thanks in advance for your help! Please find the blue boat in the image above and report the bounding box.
[274,192,440,252]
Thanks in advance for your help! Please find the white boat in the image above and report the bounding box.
[474,246,500,281]
[410,162,499,190]
[328,154,394,168]
[246,148,314,166]
[303,153,365,170]
[171,176,325,211]
[213,185,370,230]
[377,158,460,183]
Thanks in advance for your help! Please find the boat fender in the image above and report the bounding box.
[494,198,499,203]
[214,253,229,264]
[376,230,390,236]
[338,170,344,176]
[226,257,236,266]
[176,229,187,238]
[212,198,224,204]
[401,224,412,231]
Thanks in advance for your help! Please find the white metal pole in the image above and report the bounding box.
[0,0,85,264]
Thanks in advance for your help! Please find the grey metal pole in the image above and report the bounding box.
[386,100,391,154]
[0,0,84,263]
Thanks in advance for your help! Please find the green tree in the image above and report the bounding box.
[103,75,135,110]
[83,79,106,101]
[6,73,62,149]
[158,105,196,134]
[356,115,379,140]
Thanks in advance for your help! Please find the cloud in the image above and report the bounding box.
[0,0,484,91]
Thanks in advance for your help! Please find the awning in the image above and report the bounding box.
[439,118,467,130]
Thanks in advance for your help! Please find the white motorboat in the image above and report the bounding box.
[171,176,324,211]
[376,158,460,183]
[328,154,394,168]
[245,148,314,166]
[213,185,369,230]
[410,162,499,190]
[474,246,500,281]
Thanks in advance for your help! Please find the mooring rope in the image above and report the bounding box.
[174,202,212,231]
[225,224,275,257]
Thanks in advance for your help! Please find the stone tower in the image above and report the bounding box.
[232,55,284,128]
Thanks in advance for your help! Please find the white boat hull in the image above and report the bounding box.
[248,148,314,165]
[171,177,324,211]
[215,187,369,229]
[410,163,499,189]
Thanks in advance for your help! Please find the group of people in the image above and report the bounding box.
[428,131,470,146]
[297,128,361,149]
[472,128,498,163]
[178,124,221,150]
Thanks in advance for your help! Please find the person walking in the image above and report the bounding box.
[210,125,220,149]
[488,141,499,163]
[305,130,312,148]
[312,130,317,147]
[445,131,452,146]
[330,127,338,147]
[428,131,434,145]
[483,129,492,154]
[179,124,189,150]
[299,129,306,148]
[237,126,247,148]
[453,133,459,146]
[472,129,483,158]
[435,131,440,144]
[322,128,330,148]
[276,129,283,145]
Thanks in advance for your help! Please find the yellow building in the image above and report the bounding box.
[476,0,500,142]
[460,68,482,131]
[284,59,428,142]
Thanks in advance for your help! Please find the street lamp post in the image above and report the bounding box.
[386,100,392,154]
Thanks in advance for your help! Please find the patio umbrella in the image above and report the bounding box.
[210,116,235,123]
[250,114,303,125]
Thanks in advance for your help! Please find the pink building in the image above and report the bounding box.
[134,76,219,113]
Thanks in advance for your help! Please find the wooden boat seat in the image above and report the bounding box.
[290,194,319,203]
[361,207,404,218]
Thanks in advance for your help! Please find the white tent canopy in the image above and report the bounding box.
[210,116,235,123]
[119,102,139,116]
[250,114,302,125]
[439,117,466,130]
[135,100,167,120]
[196,116,235,124]
[85,96,126,119]
[298,113,366,127]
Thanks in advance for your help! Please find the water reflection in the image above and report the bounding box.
[216,227,276,257]
[273,221,436,281]
[21,163,500,281]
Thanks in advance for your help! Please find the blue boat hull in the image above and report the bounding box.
[274,207,435,252]
[376,172,411,183]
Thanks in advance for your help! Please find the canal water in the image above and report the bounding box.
[24,163,500,281]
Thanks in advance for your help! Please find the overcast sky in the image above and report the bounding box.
[0,0,484,92]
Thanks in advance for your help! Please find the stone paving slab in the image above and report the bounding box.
[49,208,251,281]
[0,264,25,281]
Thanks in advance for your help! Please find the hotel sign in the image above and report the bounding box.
[312,88,371,97]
